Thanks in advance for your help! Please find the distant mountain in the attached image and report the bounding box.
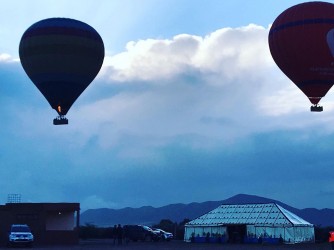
[80,194,334,227]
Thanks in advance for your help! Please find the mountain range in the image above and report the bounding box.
[80,194,334,227]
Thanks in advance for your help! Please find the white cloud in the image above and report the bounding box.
[0,53,18,62]
[80,24,300,146]
[102,34,202,82]
[193,24,271,80]
[102,24,271,84]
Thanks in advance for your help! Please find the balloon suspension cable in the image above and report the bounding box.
[310,104,323,112]
[53,115,68,125]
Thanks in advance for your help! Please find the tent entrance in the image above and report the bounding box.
[227,224,246,243]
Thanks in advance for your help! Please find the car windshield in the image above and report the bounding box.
[12,226,30,232]
[153,228,165,233]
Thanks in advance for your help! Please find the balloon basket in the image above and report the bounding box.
[310,105,323,112]
[53,116,68,125]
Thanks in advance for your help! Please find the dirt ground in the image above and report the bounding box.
[5,239,331,250]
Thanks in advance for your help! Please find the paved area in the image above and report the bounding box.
[3,240,330,250]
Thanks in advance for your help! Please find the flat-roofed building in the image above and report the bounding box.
[0,202,80,246]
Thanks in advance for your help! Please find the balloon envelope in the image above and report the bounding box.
[19,18,104,117]
[268,1,334,106]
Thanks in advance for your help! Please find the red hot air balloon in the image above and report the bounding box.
[268,1,334,112]
[19,18,105,124]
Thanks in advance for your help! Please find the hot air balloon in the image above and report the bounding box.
[19,18,105,124]
[268,1,334,112]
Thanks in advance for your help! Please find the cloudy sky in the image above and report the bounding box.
[1,0,334,212]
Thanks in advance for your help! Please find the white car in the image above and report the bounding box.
[8,224,34,247]
[152,228,173,241]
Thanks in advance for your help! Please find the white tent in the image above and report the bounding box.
[184,203,314,244]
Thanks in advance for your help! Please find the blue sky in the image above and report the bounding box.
[1,0,334,212]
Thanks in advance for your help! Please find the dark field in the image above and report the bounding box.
[5,240,331,250]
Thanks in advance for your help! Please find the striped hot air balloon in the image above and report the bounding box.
[19,18,105,124]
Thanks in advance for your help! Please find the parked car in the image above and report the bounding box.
[152,228,174,241]
[124,225,160,242]
[8,224,34,247]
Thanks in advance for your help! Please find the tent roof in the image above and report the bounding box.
[185,203,313,227]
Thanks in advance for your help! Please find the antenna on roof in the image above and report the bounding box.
[7,194,21,203]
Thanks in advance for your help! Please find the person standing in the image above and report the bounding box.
[112,225,117,245]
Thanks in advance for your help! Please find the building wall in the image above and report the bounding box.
[46,211,75,230]
[184,224,315,244]
[0,203,80,246]
[184,226,227,242]
[247,225,314,243]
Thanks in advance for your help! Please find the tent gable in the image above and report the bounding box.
[276,204,312,226]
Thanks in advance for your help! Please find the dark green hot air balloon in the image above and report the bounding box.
[19,18,105,125]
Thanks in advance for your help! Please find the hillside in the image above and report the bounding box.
[80,194,334,227]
